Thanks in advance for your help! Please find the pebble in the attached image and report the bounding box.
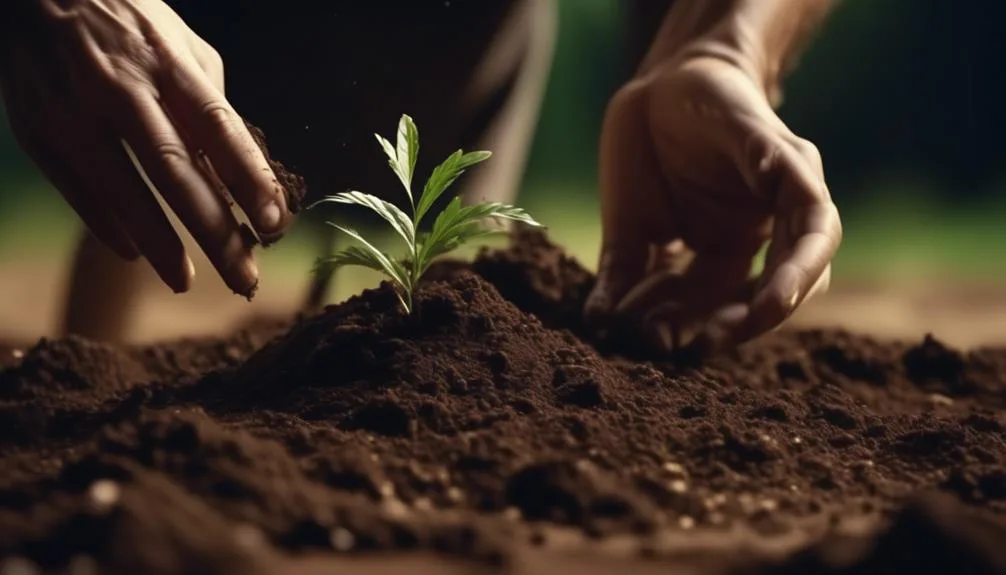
[382,498,410,519]
[88,480,121,511]
[668,480,688,494]
[10,349,23,360]
[678,515,695,530]
[928,393,954,406]
[447,486,465,504]
[662,462,686,475]
[378,482,395,499]
[502,506,522,522]
[330,527,356,552]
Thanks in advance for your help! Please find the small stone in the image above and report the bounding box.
[793,436,803,444]
[708,512,725,525]
[678,515,695,530]
[88,480,120,511]
[11,349,23,360]
[378,482,395,499]
[503,506,522,521]
[370,454,380,462]
[0,557,39,575]
[447,486,465,504]
[669,480,688,494]
[382,498,410,519]
[662,462,686,475]
[330,527,356,552]
[710,493,728,506]
[760,499,778,512]
[928,393,954,406]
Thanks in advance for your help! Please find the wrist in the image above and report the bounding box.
[638,0,834,107]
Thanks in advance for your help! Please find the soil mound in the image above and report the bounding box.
[2,230,1006,574]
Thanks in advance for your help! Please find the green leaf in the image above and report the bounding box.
[374,114,420,202]
[420,222,497,272]
[417,199,542,271]
[325,223,411,294]
[396,114,419,191]
[313,191,415,247]
[415,150,492,224]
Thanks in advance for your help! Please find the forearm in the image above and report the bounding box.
[639,0,836,105]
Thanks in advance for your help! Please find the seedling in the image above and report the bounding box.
[309,114,543,314]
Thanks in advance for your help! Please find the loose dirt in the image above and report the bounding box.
[2,229,1006,574]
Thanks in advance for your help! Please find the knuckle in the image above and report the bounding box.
[154,139,190,164]
[606,79,650,122]
[200,100,238,132]
[794,137,823,169]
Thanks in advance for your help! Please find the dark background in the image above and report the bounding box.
[1,0,1004,279]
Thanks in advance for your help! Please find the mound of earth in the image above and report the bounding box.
[1,230,1006,574]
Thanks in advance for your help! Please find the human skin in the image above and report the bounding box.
[585,0,842,354]
[1,0,838,355]
[0,0,294,298]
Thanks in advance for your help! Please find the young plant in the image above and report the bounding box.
[309,114,543,314]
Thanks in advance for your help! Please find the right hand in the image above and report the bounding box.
[0,0,293,296]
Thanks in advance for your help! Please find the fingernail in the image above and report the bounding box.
[786,286,800,314]
[230,256,259,298]
[258,201,283,232]
[170,256,196,294]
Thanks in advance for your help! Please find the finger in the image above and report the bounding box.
[586,81,676,325]
[114,89,260,297]
[622,252,756,351]
[156,52,291,242]
[702,140,841,349]
[189,38,225,91]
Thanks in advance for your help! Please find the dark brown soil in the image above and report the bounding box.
[3,230,1006,574]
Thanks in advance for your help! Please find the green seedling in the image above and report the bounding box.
[309,114,543,314]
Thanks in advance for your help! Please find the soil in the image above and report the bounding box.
[3,228,1006,574]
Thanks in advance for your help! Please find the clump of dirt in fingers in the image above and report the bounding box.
[2,229,1006,574]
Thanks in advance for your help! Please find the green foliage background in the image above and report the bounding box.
[1,0,1004,281]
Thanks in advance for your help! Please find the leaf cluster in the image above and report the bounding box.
[309,114,542,313]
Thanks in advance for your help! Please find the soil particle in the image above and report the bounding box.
[2,230,1006,573]
[245,121,306,217]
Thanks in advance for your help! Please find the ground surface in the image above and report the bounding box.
[2,230,1006,575]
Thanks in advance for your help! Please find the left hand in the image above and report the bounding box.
[584,54,842,354]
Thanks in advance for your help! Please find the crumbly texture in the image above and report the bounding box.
[1,230,1006,574]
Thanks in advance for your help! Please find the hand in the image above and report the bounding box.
[0,0,294,296]
[585,54,841,354]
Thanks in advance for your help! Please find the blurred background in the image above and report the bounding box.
[1,0,1005,347]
